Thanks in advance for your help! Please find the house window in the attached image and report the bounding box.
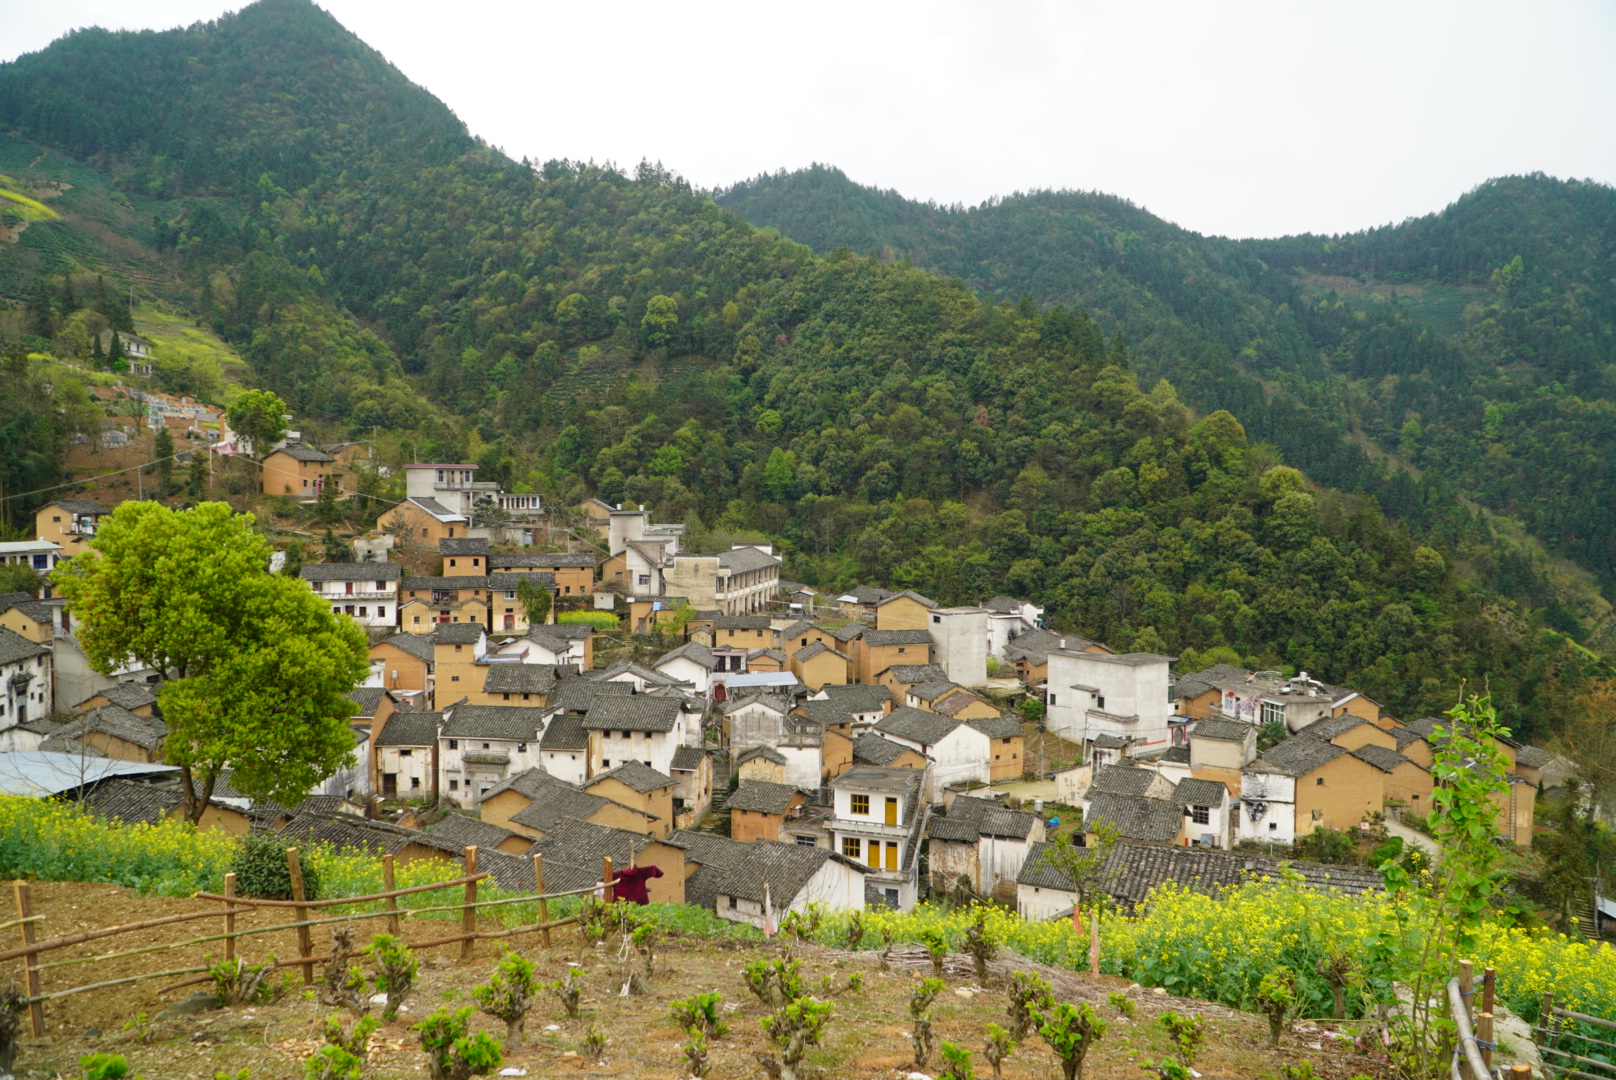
[399,749,412,757]
[602,760,610,768]
[897,647,905,654]
[413,616,421,624]
[638,575,650,586]
[728,896,738,909]
[1316,777,1325,786]
[1269,821,1279,831]
[449,779,459,790]
[358,607,367,617]
[1097,696,1106,710]
[449,560,456,567]
[505,591,516,600]
[517,742,527,752]
[449,740,459,749]
[451,675,459,682]
[841,837,860,858]
[1262,700,1284,726]
[410,777,420,789]
[850,794,870,815]
[1192,806,1211,825]
[796,835,816,847]
[503,694,511,701]
[482,743,491,750]
[1048,694,1057,706]
[376,581,386,590]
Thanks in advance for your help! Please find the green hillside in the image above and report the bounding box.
[717,168,1616,622]
[0,0,1608,734]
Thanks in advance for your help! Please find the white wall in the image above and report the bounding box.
[377,745,433,798]
[440,737,545,807]
[541,748,587,785]
[1017,882,1077,922]
[780,745,821,791]
[882,725,989,800]
[928,608,988,687]
[1044,653,1173,752]
[1239,770,1296,844]
[656,656,712,696]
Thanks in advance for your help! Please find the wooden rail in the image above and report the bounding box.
[7,846,621,1037]
[1536,991,1616,1079]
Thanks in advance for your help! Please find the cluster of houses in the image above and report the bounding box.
[0,486,1578,930]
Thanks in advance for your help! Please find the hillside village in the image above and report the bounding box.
[0,445,1582,933]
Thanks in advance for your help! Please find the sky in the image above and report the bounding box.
[7,0,1616,239]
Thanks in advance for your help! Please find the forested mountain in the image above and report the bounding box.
[0,0,1608,736]
[718,167,1616,636]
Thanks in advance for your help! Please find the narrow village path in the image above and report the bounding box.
[1385,818,1440,857]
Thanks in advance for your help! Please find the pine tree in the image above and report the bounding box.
[108,332,127,372]
[187,449,209,498]
[60,276,78,314]
[91,333,105,367]
[26,279,55,337]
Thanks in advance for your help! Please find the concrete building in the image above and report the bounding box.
[925,606,989,686]
[1044,650,1176,758]
[0,627,53,729]
[301,562,402,628]
[828,765,929,909]
[0,539,62,579]
[34,500,108,560]
[983,596,1044,659]
[873,706,991,800]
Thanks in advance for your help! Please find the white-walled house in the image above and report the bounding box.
[653,642,717,696]
[536,712,589,784]
[927,795,1046,902]
[675,832,867,925]
[582,694,689,777]
[0,628,53,729]
[437,703,550,807]
[724,694,791,754]
[873,706,990,801]
[491,626,588,669]
[1016,841,1079,921]
[1240,765,1297,844]
[828,765,929,910]
[1044,650,1175,757]
[1174,777,1233,848]
[373,711,440,800]
[301,563,402,629]
[983,597,1043,659]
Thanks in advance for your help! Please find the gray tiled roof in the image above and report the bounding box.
[56,704,167,751]
[797,699,854,727]
[274,812,463,858]
[376,633,435,663]
[779,620,818,641]
[851,733,914,766]
[88,682,159,712]
[829,623,866,643]
[1017,838,1384,906]
[37,735,107,757]
[1393,725,1426,750]
[301,562,401,581]
[5,600,53,626]
[526,818,674,893]
[727,779,800,815]
[840,584,895,605]
[816,684,893,712]
[479,767,571,803]
[588,760,677,793]
[375,712,440,747]
[1158,745,1191,765]
[1296,714,1376,743]
[866,629,934,647]
[431,623,487,645]
[744,648,789,664]
[1089,765,1162,798]
[508,785,654,834]
[1350,744,1415,773]
[582,695,681,733]
[1192,718,1253,743]
[1003,628,1067,663]
[880,664,948,684]
[716,546,780,574]
[737,746,787,766]
[968,715,1024,739]
[487,572,556,591]
[406,497,465,521]
[1084,792,1184,843]
[876,706,962,747]
[1172,778,1228,807]
[794,641,845,662]
[50,499,107,515]
[655,642,716,671]
[402,577,489,592]
[83,779,184,826]
[275,443,335,462]
[1092,733,1132,750]
[1171,662,1252,701]
[714,615,773,630]
[1513,744,1552,769]
[346,688,387,719]
[482,664,567,695]
[550,679,632,713]
[927,796,1040,842]
[670,746,706,772]
[878,590,937,609]
[539,712,588,751]
[425,812,521,851]
[439,538,489,556]
[1251,735,1349,777]
[715,838,858,904]
[440,704,548,741]
[935,691,989,718]
[0,627,49,666]
[909,679,959,702]
[593,659,689,687]
[490,552,598,569]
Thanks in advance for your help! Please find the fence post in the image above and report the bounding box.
[532,853,550,948]
[1480,967,1496,1075]
[461,846,478,962]
[382,854,400,936]
[223,872,237,963]
[286,848,314,985]
[13,881,44,1037]
[1457,959,1473,1026]
[603,856,615,904]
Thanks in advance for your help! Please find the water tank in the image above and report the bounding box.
[1034,798,1044,815]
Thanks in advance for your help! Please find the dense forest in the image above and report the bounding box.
[0,0,1610,736]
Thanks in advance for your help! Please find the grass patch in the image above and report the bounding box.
[0,176,61,221]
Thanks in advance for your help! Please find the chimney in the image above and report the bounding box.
[1059,638,1066,649]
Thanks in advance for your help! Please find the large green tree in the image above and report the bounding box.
[52,501,368,821]
[225,387,289,458]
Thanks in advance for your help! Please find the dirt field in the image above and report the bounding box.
[6,881,1388,1079]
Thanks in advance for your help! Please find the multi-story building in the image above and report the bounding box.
[437,703,549,806]
[827,765,929,909]
[34,500,108,559]
[0,627,53,729]
[301,563,402,628]
[0,539,62,581]
[489,552,596,596]
[1043,649,1176,759]
[261,444,351,500]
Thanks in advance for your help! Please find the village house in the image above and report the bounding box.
[0,628,53,728]
[602,541,673,596]
[905,680,998,721]
[856,628,933,684]
[875,590,938,631]
[301,562,401,629]
[379,464,496,547]
[488,571,558,633]
[594,658,693,695]
[583,761,680,840]
[367,633,434,699]
[51,704,166,763]
[1174,664,1378,733]
[1239,734,1387,845]
[424,813,533,857]
[664,544,783,615]
[809,683,895,726]
[439,537,488,574]
[1173,777,1235,848]
[722,693,793,753]
[780,580,821,616]
[875,663,951,702]
[0,539,62,579]
[1044,649,1176,758]
[834,584,896,622]
[373,710,439,800]
[1187,718,1258,794]
[527,818,688,905]
[582,694,690,777]
[399,575,491,632]
[728,779,806,843]
[261,443,352,500]
[925,606,989,686]
[489,552,596,596]
[735,745,788,785]
[1003,629,1112,690]
[277,812,469,868]
[668,745,712,828]
[1395,717,1534,845]
[84,779,251,835]
[34,500,108,559]
[674,832,867,926]
[489,624,593,670]
[0,592,56,645]
[653,642,718,696]
[536,712,590,784]
[432,623,489,698]
[1083,792,1187,846]
[970,714,1027,782]
[828,765,929,909]
[850,732,932,772]
[74,682,159,718]
[790,641,849,691]
[872,706,990,800]
[983,596,1044,658]
[926,795,1046,902]
[478,767,660,839]
[464,662,574,707]
[437,703,547,806]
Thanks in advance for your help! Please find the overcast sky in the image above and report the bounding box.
[8,1,1615,239]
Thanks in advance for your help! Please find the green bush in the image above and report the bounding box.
[233,830,322,900]
[556,610,620,630]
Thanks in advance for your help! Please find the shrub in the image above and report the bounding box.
[1255,968,1296,1046]
[234,830,322,901]
[471,950,537,1050]
[917,927,948,977]
[305,1015,378,1080]
[1035,1002,1107,1080]
[414,1007,502,1080]
[366,934,418,1022]
[1157,1011,1205,1065]
[1006,970,1054,1041]
[760,997,832,1080]
[982,1022,1016,1080]
[319,926,367,1017]
[910,976,946,1068]
[550,968,583,1018]
[557,610,620,630]
[682,1031,710,1077]
[938,1041,975,1080]
[581,1025,607,1061]
[742,956,804,1008]
[79,1055,133,1080]
[964,907,999,982]
[670,992,730,1039]
[1108,990,1135,1018]
[208,955,286,1006]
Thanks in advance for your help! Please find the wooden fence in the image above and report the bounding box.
[1448,960,1532,1080]
[5,845,622,1037]
[1536,991,1616,1079]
